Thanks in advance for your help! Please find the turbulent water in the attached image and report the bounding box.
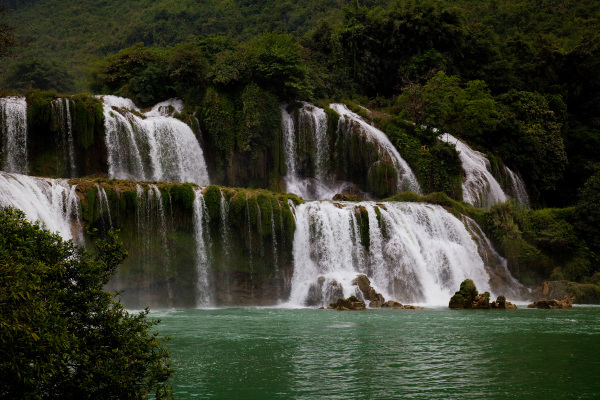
[440,133,529,208]
[155,307,600,399]
[0,172,82,242]
[101,96,209,184]
[288,201,494,306]
[0,97,28,174]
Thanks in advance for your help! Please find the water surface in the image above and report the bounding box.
[152,306,600,399]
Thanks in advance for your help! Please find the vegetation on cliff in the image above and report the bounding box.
[0,206,173,398]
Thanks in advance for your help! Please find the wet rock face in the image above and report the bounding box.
[490,295,517,309]
[353,274,386,307]
[527,297,573,309]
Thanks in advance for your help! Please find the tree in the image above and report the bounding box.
[0,6,18,72]
[0,207,173,399]
[2,57,74,92]
[495,90,568,200]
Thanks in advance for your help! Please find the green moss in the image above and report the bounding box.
[256,193,274,237]
[82,187,97,222]
[356,205,370,249]
[71,94,103,150]
[169,183,195,210]
[203,185,222,220]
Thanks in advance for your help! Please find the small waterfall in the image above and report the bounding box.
[193,188,212,307]
[0,97,28,174]
[51,98,77,177]
[504,167,530,208]
[330,104,421,195]
[282,103,417,200]
[288,201,495,306]
[462,216,527,299]
[440,133,507,208]
[101,95,209,184]
[0,172,81,241]
[96,185,113,231]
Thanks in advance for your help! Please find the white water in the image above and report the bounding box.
[288,201,493,307]
[440,133,507,208]
[193,187,212,307]
[505,167,530,208]
[0,97,28,174]
[281,103,409,200]
[330,104,421,194]
[96,185,113,231]
[101,96,209,184]
[52,98,77,177]
[0,172,82,242]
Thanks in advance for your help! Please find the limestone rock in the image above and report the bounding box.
[490,295,517,309]
[352,274,386,308]
[527,297,573,309]
[328,296,366,311]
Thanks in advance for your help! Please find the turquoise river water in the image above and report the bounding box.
[150,306,600,399]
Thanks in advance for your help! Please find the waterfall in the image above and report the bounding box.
[504,167,530,208]
[462,215,527,299]
[51,98,77,177]
[440,133,507,208]
[0,172,82,242]
[288,201,497,307]
[96,185,113,231]
[281,103,418,200]
[330,104,421,195]
[0,97,28,174]
[193,188,213,307]
[281,104,348,200]
[440,133,530,208]
[100,95,209,184]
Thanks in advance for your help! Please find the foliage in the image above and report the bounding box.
[0,206,173,398]
[574,171,600,253]
[3,57,74,92]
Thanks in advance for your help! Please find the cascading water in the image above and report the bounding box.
[193,187,213,307]
[0,172,82,242]
[288,201,501,307]
[440,133,529,208]
[0,97,28,174]
[101,95,209,184]
[462,215,527,299]
[51,98,77,177]
[330,104,421,195]
[440,133,507,208]
[96,185,113,231]
[504,167,530,208]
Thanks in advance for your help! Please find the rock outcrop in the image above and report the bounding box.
[327,296,366,311]
[449,279,491,309]
[490,295,517,309]
[449,279,517,309]
[527,297,573,309]
[353,274,385,307]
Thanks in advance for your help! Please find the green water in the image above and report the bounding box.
[151,306,600,399]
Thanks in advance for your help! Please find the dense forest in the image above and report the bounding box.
[2,1,600,288]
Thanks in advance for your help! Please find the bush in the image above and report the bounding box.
[0,207,173,398]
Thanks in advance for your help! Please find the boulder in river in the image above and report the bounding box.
[527,297,572,309]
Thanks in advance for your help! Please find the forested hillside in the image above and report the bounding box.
[2,0,600,291]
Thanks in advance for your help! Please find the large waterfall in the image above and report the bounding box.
[0,97,28,174]
[440,133,529,208]
[287,201,496,306]
[0,172,82,242]
[101,96,210,185]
